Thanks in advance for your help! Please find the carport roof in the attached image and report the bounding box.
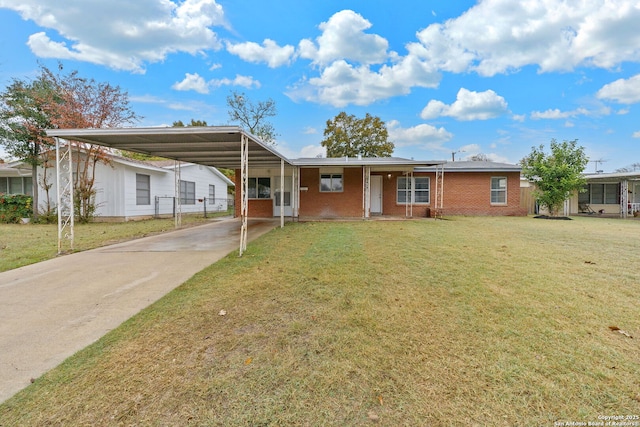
[46,126,289,170]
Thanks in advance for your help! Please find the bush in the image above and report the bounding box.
[0,194,33,223]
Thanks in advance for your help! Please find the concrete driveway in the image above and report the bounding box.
[0,217,278,403]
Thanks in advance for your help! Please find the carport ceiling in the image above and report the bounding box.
[46,126,289,169]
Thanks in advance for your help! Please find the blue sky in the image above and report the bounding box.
[1,0,639,171]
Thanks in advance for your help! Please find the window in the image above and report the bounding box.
[209,184,215,201]
[397,176,430,204]
[136,174,150,205]
[248,178,271,199]
[320,174,343,192]
[0,178,6,193]
[180,180,196,204]
[491,177,507,204]
[9,177,24,194]
[24,177,32,196]
[580,183,620,204]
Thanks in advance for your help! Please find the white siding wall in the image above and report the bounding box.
[38,156,230,220]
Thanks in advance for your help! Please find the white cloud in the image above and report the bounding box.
[531,108,574,120]
[530,106,609,120]
[2,0,227,73]
[633,131,640,138]
[172,72,209,94]
[288,57,439,107]
[387,120,453,151]
[412,0,640,76]
[172,72,259,94]
[273,142,325,159]
[298,10,389,66]
[596,74,640,104]
[226,39,296,68]
[299,144,326,158]
[290,10,440,107]
[303,127,317,135]
[420,88,508,121]
[512,114,526,122]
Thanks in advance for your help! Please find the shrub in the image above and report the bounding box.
[0,194,33,223]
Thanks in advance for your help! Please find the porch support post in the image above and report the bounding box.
[55,137,74,254]
[621,179,629,218]
[292,166,299,220]
[409,169,414,218]
[363,166,371,219]
[280,158,285,228]
[239,134,249,256]
[434,163,445,218]
[174,160,182,228]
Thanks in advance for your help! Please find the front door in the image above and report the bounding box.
[273,176,293,217]
[370,175,383,214]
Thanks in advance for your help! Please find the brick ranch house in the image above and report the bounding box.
[234,158,526,219]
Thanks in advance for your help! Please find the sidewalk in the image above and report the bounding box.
[0,218,278,403]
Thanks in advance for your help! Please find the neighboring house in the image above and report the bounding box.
[3,154,233,221]
[0,161,32,195]
[568,171,640,217]
[233,158,527,219]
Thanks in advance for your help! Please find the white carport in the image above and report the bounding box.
[46,126,291,256]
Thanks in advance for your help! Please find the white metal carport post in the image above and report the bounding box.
[174,160,182,228]
[239,134,249,256]
[55,137,74,253]
[280,159,285,228]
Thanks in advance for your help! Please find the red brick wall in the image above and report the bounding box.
[233,170,275,218]
[380,172,432,218]
[435,171,526,216]
[299,168,364,217]
[233,168,526,218]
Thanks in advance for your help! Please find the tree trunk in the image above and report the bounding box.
[31,163,39,220]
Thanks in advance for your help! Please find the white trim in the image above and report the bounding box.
[490,176,508,205]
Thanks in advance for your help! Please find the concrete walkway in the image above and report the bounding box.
[0,217,278,403]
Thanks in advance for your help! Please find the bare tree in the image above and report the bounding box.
[226,91,277,144]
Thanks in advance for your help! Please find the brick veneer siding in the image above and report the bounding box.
[299,168,364,217]
[233,168,526,218]
[380,172,433,217]
[233,170,275,218]
[435,171,526,216]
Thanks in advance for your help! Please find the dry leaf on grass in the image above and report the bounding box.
[608,325,633,338]
[218,309,227,316]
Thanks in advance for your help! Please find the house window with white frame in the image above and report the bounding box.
[490,177,507,204]
[136,174,150,205]
[180,180,196,204]
[248,177,271,199]
[320,174,343,192]
[209,184,215,201]
[397,176,430,204]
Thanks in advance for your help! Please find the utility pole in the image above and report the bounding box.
[451,150,465,162]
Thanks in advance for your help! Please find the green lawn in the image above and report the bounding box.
[1,216,639,425]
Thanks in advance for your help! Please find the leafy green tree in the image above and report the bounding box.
[520,139,588,217]
[0,74,57,219]
[173,119,208,127]
[226,91,277,144]
[321,112,394,158]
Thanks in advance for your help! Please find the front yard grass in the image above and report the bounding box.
[1,216,639,425]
